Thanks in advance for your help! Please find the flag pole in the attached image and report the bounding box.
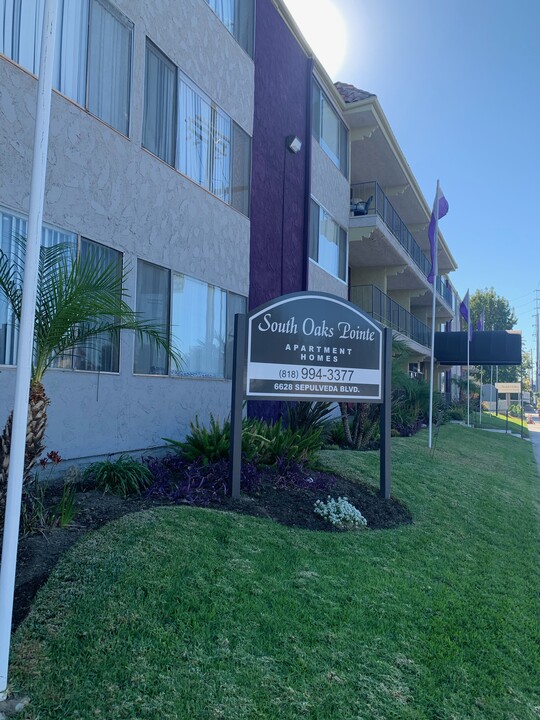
[479,365,483,424]
[467,327,470,426]
[0,0,59,700]
[428,180,440,449]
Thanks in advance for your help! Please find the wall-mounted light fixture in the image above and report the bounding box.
[286,135,302,154]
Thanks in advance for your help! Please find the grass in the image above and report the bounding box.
[10,425,540,719]
[474,410,530,437]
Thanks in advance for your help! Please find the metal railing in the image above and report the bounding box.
[350,181,452,307]
[350,284,431,348]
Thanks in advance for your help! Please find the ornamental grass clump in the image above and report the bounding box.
[314,495,368,530]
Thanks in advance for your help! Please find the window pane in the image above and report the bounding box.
[0,210,26,365]
[339,120,348,176]
[225,291,246,379]
[72,238,122,372]
[232,122,251,216]
[338,226,347,281]
[311,80,321,143]
[178,79,212,189]
[318,207,340,277]
[209,0,234,33]
[87,0,132,135]
[1,0,44,73]
[234,0,254,57]
[172,274,226,378]
[143,42,176,166]
[211,108,231,202]
[0,210,76,366]
[320,94,340,165]
[134,260,170,375]
[54,0,88,105]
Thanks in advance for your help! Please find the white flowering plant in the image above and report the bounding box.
[314,496,368,530]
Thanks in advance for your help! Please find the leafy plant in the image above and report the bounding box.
[0,238,178,520]
[83,455,153,497]
[166,415,324,467]
[52,483,77,528]
[285,401,335,434]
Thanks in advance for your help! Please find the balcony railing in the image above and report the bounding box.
[350,284,431,348]
[350,181,452,307]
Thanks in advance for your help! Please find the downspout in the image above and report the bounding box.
[302,57,314,291]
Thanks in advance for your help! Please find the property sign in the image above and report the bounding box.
[495,382,521,394]
[246,292,383,401]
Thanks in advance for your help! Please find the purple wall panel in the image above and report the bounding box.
[249,0,310,310]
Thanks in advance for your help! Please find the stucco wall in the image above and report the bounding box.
[310,140,350,230]
[0,0,253,461]
[308,259,347,299]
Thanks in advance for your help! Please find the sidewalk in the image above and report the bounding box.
[527,414,540,475]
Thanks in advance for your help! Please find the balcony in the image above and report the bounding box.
[350,284,431,349]
[350,182,452,307]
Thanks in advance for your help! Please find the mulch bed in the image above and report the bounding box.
[9,468,412,630]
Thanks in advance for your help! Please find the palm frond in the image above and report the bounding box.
[31,249,180,381]
[0,243,24,322]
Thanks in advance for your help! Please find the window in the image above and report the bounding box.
[171,274,226,378]
[309,199,347,282]
[0,210,80,366]
[134,261,246,380]
[312,79,348,176]
[178,76,232,202]
[0,209,122,371]
[206,0,254,57]
[142,41,251,216]
[1,0,133,135]
[72,239,122,372]
[134,260,170,376]
[143,42,176,166]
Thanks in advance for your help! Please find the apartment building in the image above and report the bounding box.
[336,82,458,381]
[0,0,353,462]
[0,0,255,461]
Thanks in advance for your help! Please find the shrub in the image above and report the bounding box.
[314,496,367,530]
[285,401,334,434]
[83,455,153,497]
[448,405,465,421]
[166,415,323,467]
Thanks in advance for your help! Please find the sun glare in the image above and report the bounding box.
[284,0,347,80]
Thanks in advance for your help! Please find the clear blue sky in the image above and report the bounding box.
[285,0,540,356]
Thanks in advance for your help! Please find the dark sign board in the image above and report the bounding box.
[434,330,522,366]
[246,292,383,401]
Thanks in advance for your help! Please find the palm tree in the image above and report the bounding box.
[0,238,178,505]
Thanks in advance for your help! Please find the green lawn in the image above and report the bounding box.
[474,410,529,436]
[11,425,540,719]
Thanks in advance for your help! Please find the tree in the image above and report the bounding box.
[469,288,517,332]
[0,239,178,510]
[469,288,521,385]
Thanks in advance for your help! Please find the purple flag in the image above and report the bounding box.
[427,185,449,284]
[477,309,485,332]
[459,290,472,341]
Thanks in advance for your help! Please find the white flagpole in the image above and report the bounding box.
[467,327,470,426]
[0,0,59,699]
[479,365,483,424]
[428,180,440,449]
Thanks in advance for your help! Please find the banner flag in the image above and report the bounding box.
[427,186,449,284]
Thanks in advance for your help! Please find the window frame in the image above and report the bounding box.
[312,78,348,177]
[0,0,134,136]
[0,206,123,372]
[309,198,348,283]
